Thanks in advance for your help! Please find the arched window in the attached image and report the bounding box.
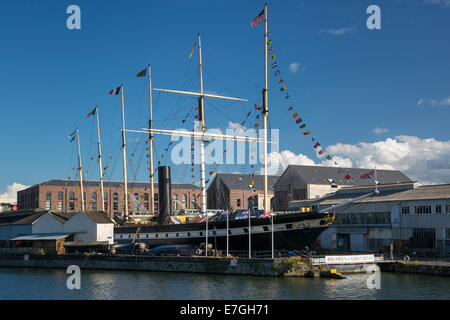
[58,192,63,201]
[134,193,139,211]
[182,194,187,209]
[113,193,118,201]
[104,192,108,200]
[69,192,75,200]
[92,192,97,200]
[154,193,158,201]
[173,194,178,211]
[46,192,51,200]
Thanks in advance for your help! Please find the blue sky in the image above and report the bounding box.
[1,0,449,198]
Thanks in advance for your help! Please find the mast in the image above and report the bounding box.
[120,84,129,222]
[95,106,106,214]
[151,34,247,257]
[197,33,209,255]
[148,64,155,214]
[262,3,274,259]
[76,128,85,211]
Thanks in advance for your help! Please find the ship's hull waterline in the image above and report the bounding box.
[114,212,332,251]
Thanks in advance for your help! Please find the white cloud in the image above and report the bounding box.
[373,127,389,135]
[289,62,301,74]
[417,96,450,107]
[0,182,29,202]
[424,0,450,7]
[318,28,353,35]
[264,135,450,184]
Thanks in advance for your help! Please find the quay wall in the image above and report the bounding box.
[378,260,450,276]
[0,254,290,276]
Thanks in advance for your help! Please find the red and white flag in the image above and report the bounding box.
[250,9,264,28]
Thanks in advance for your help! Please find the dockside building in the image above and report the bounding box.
[17,180,201,218]
[289,182,450,256]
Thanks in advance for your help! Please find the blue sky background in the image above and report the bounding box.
[0,0,449,196]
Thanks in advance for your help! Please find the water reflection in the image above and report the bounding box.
[1,268,449,300]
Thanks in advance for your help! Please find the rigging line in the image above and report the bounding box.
[203,98,243,125]
[85,117,97,180]
[104,97,121,161]
[158,71,199,124]
[202,65,237,99]
[131,136,146,183]
[106,147,122,182]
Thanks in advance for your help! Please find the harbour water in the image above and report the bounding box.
[0,267,449,300]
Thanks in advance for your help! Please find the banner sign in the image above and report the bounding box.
[325,254,375,264]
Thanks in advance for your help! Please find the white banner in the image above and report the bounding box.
[325,254,375,264]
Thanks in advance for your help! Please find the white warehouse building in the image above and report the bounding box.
[289,182,450,257]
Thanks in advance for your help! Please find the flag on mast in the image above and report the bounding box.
[68,128,77,142]
[250,9,265,28]
[86,107,96,118]
[109,86,121,95]
[189,42,197,59]
[137,68,147,77]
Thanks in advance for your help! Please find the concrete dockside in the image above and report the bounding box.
[378,260,450,276]
[0,254,293,276]
[1,254,448,277]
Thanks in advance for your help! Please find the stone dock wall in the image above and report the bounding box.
[0,254,292,276]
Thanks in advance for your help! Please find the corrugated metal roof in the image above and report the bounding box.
[48,211,76,224]
[11,233,73,241]
[277,165,412,187]
[213,173,280,190]
[0,210,47,226]
[290,183,450,207]
[80,211,114,224]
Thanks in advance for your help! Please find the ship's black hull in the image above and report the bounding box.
[114,212,331,252]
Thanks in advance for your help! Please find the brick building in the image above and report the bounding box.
[17,180,201,218]
[207,173,280,211]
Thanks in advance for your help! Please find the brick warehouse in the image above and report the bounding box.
[18,180,201,218]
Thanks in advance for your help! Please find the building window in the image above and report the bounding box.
[92,202,97,211]
[46,192,51,200]
[45,201,51,210]
[192,194,196,207]
[69,202,75,211]
[182,194,187,209]
[414,206,431,214]
[237,199,241,207]
[134,193,139,211]
[143,193,149,201]
[113,202,118,210]
[69,192,75,200]
[154,193,158,201]
[173,194,178,211]
[436,205,442,214]
[401,206,410,214]
[92,192,97,201]
[57,202,62,211]
[58,192,63,201]
[104,192,108,201]
[113,193,118,201]
[446,205,450,214]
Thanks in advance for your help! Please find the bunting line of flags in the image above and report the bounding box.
[266,38,343,167]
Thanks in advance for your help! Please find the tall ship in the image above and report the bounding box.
[111,5,339,257]
[73,5,374,257]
